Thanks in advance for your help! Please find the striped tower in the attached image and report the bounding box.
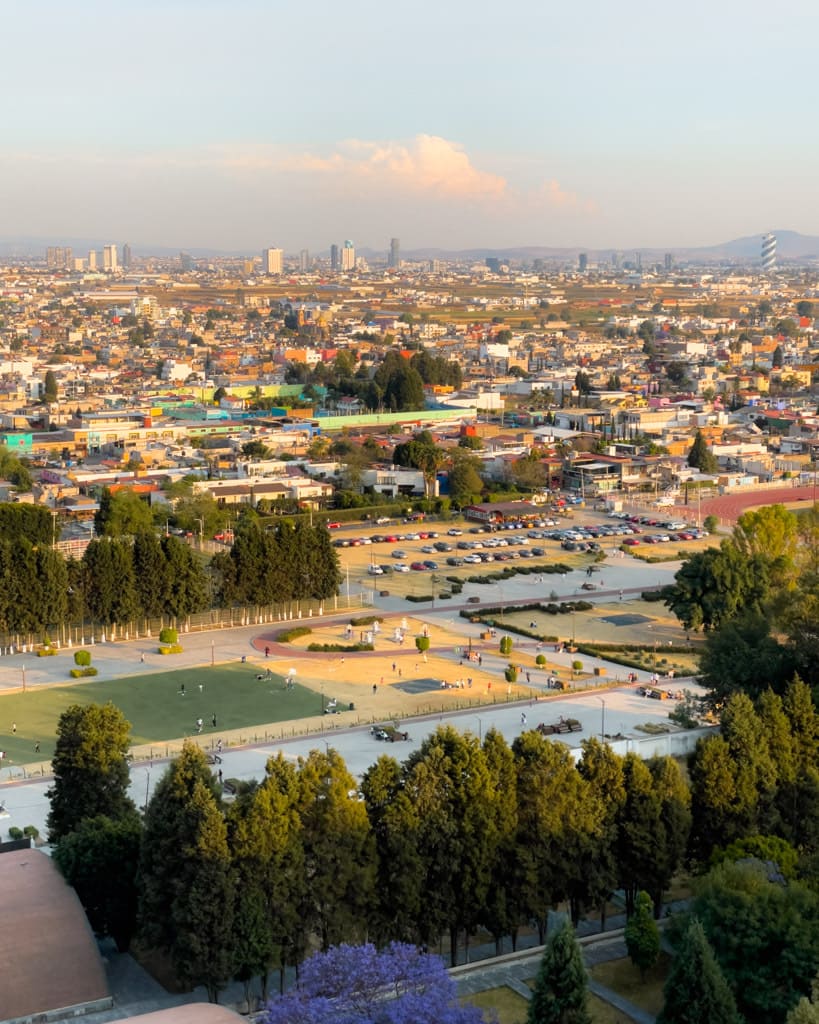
[761,233,777,273]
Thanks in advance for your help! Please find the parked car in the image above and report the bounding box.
[410,562,427,571]
[393,563,410,573]
[391,549,407,558]
[367,564,384,576]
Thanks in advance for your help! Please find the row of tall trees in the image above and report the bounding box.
[0,509,340,636]
[50,712,690,1000]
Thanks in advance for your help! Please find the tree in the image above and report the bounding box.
[657,918,740,1024]
[665,543,772,632]
[690,860,819,1024]
[527,919,591,1024]
[773,344,784,368]
[788,974,819,1024]
[44,368,58,402]
[94,487,154,537]
[296,748,375,950]
[625,891,660,980]
[687,430,719,474]
[139,741,235,1002]
[697,610,792,704]
[264,942,484,1024]
[53,812,142,950]
[47,702,135,841]
[448,451,484,507]
[797,301,814,320]
[730,504,797,584]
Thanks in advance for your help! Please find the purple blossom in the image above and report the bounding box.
[264,942,488,1024]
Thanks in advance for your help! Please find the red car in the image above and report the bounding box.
[410,562,427,571]
[326,522,342,529]
[623,538,640,546]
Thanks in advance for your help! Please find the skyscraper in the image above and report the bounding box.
[299,249,309,272]
[761,233,777,273]
[103,244,118,271]
[122,243,132,270]
[578,253,588,273]
[330,244,340,271]
[388,237,400,269]
[341,239,356,271]
[262,247,283,274]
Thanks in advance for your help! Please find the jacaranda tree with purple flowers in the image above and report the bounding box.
[264,942,488,1024]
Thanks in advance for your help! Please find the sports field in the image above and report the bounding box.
[0,664,317,765]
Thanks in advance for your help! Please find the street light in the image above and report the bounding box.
[597,696,606,743]
[195,517,204,545]
[211,638,215,666]
[21,665,26,693]
[476,717,483,742]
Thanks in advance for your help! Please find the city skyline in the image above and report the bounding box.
[3,0,818,252]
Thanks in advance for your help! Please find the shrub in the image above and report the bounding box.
[415,636,430,653]
[158,645,183,655]
[349,615,384,627]
[70,667,99,677]
[306,642,374,653]
[74,649,92,667]
[536,654,547,666]
[572,659,583,672]
[22,825,39,840]
[406,594,433,603]
[8,827,23,840]
[159,627,179,645]
[704,514,719,534]
[505,664,518,683]
[37,647,58,657]
[278,626,312,643]
[499,636,513,656]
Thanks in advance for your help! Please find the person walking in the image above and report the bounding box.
[520,712,527,726]
[196,717,203,734]
[212,713,217,728]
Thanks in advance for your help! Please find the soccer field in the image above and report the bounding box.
[0,664,321,764]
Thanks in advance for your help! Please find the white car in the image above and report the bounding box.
[393,563,410,573]
[367,564,384,575]
[463,554,482,564]
[376,517,391,525]
[447,528,463,536]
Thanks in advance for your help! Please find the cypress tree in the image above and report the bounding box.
[527,919,591,1024]
[658,918,740,1024]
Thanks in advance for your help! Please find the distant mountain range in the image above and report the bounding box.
[396,230,819,264]
[3,229,819,263]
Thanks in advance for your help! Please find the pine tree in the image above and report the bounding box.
[527,919,592,1024]
[687,430,719,474]
[624,890,660,980]
[657,918,740,1024]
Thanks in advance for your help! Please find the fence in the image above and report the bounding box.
[0,592,370,657]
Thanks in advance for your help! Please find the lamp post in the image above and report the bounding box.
[211,638,215,667]
[21,665,26,693]
[195,517,204,547]
[597,696,606,743]
[476,717,482,742]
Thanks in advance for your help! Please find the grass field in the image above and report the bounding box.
[588,954,671,1016]
[0,663,318,762]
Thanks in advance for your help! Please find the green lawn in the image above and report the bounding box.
[0,664,323,762]
[464,986,528,1024]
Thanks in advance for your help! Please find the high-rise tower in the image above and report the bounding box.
[262,248,283,274]
[341,239,356,271]
[761,233,777,273]
[388,237,400,269]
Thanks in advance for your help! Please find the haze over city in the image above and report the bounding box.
[3,0,819,253]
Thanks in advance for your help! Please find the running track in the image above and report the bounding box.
[697,484,819,524]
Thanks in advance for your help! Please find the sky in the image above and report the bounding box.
[3,0,819,254]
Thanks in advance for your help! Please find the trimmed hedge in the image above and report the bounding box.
[306,642,374,653]
[159,644,184,655]
[349,615,384,626]
[70,667,99,677]
[159,627,179,645]
[278,626,313,642]
[74,649,92,667]
[37,647,58,657]
[406,594,434,603]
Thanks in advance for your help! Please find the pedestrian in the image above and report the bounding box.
[478,654,482,667]
[392,662,396,672]
[199,683,203,693]
[372,683,377,695]
[265,646,270,658]
[526,671,531,684]
[140,653,145,663]
[216,738,222,754]
[34,741,40,754]
[521,712,527,726]
[180,683,186,696]
[11,722,16,734]
[218,769,223,784]
[196,717,203,734]
[619,589,623,601]
[398,668,402,677]
[212,713,217,728]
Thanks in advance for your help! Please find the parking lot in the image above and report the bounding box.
[330,508,715,599]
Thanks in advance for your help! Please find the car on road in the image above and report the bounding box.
[581,581,597,590]
[326,522,342,529]
[375,517,391,525]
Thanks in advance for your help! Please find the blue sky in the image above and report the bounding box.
[3,0,818,253]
